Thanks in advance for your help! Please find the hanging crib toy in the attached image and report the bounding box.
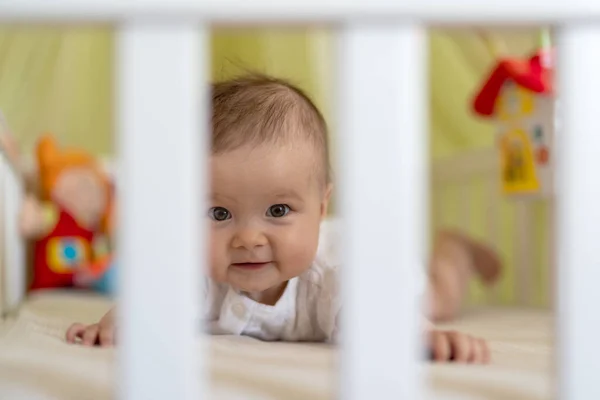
[472,29,555,198]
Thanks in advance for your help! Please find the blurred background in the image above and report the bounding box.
[0,26,551,309]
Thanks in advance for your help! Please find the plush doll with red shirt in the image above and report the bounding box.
[18,135,114,291]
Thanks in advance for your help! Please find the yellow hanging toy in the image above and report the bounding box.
[472,28,555,198]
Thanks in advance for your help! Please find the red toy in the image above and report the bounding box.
[19,135,114,290]
[471,38,555,198]
[472,49,554,118]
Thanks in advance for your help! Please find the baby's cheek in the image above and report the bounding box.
[283,235,320,272]
[207,230,226,280]
[207,254,226,282]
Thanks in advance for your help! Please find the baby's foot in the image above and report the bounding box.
[469,240,502,284]
[444,231,502,285]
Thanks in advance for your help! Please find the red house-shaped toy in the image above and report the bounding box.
[473,50,554,117]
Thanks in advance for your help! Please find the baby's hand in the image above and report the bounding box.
[66,308,116,347]
[428,329,490,364]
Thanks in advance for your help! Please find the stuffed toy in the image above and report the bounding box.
[73,254,116,296]
[73,183,117,295]
[19,134,114,291]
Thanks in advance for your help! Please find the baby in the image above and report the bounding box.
[428,230,501,322]
[66,75,495,363]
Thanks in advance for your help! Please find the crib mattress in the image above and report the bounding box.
[0,291,553,400]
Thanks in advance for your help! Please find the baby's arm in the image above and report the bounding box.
[66,277,210,347]
[66,307,116,347]
[336,319,489,363]
[327,310,489,363]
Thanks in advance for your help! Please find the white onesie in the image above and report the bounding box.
[201,218,425,342]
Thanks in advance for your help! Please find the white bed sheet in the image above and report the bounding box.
[0,291,553,399]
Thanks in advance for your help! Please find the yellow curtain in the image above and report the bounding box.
[211,27,331,123]
[0,26,540,156]
[0,26,113,154]
[0,27,329,156]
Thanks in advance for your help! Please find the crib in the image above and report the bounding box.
[0,1,598,399]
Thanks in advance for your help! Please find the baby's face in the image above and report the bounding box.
[208,142,330,296]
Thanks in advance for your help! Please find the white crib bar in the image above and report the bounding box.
[0,0,600,23]
[1,155,25,315]
[117,23,204,400]
[4,165,25,314]
[338,24,426,400]
[556,25,600,400]
[0,153,5,316]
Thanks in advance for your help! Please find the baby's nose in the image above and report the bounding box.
[231,228,268,249]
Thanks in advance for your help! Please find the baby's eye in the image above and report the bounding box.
[209,207,231,221]
[266,204,290,218]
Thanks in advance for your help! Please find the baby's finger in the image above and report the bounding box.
[99,327,115,347]
[480,338,491,363]
[82,325,100,346]
[65,323,86,343]
[468,337,484,363]
[449,331,470,363]
[432,332,451,361]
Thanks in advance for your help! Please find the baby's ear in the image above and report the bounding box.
[320,183,333,218]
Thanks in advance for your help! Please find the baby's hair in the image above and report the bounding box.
[211,74,331,184]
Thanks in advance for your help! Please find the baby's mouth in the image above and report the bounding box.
[231,262,271,270]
